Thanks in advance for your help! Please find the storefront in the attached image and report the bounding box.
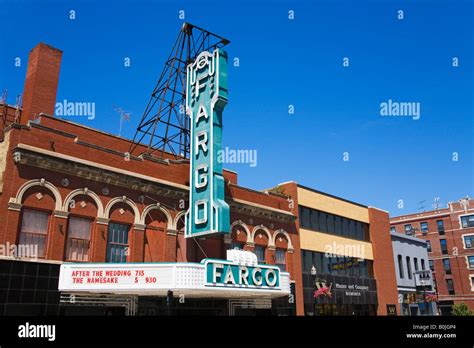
[301,251,378,316]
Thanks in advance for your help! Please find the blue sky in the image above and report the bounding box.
[1,0,473,215]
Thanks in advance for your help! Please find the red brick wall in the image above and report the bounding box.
[368,207,399,315]
[21,43,62,124]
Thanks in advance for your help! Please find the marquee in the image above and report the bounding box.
[58,250,290,299]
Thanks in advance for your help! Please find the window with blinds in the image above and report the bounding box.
[66,216,91,261]
[19,209,49,258]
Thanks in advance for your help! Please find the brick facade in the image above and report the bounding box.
[390,198,474,312]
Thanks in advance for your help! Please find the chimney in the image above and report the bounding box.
[21,43,63,124]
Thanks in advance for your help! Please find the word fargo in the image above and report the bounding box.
[185,49,230,238]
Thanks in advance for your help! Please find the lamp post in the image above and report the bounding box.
[311,265,317,316]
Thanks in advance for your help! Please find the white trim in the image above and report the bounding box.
[174,210,186,231]
[459,213,474,231]
[461,233,474,250]
[231,198,294,216]
[250,225,274,247]
[140,203,173,230]
[62,188,105,218]
[230,220,252,244]
[272,229,294,251]
[9,178,63,211]
[104,196,140,225]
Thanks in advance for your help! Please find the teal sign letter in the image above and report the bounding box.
[185,49,230,238]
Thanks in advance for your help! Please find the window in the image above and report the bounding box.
[443,258,451,275]
[275,248,286,271]
[390,226,396,233]
[467,255,474,269]
[406,256,412,279]
[254,245,265,263]
[421,259,426,270]
[19,209,49,258]
[319,212,327,232]
[310,210,319,230]
[414,257,419,271]
[106,223,129,263]
[397,255,404,278]
[301,207,310,229]
[404,224,413,236]
[230,242,244,250]
[66,216,91,261]
[420,222,428,235]
[464,235,474,249]
[446,279,455,295]
[440,239,448,255]
[426,240,432,253]
[461,215,474,228]
[327,214,335,234]
[349,220,356,238]
[437,220,445,235]
[429,259,434,271]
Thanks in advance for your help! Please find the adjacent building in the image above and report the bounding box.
[391,231,436,315]
[273,183,399,315]
[390,197,474,315]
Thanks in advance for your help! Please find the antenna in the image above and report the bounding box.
[14,95,22,123]
[432,197,441,210]
[417,200,427,212]
[1,90,7,104]
[113,105,131,137]
[129,22,230,159]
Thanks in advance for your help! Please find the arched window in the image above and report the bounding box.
[397,254,404,278]
[19,209,49,258]
[406,256,412,279]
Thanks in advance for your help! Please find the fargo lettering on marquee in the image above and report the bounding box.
[185,49,230,238]
[204,260,280,289]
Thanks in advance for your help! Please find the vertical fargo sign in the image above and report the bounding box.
[185,49,230,238]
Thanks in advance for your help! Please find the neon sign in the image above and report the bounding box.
[185,49,230,238]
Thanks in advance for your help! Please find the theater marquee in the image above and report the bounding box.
[58,251,290,298]
[185,49,230,238]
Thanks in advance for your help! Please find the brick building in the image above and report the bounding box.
[273,182,399,315]
[390,197,474,314]
[0,43,303,315]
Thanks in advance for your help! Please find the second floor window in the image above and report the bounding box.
[468,255,474,269]
[446,279,455,295]
[443,258,451,275]
[429,259,434,271]
[464,235,474,249]
[66,216,91,261]
[275,248,286,272]
[420,222,428,235]
[19,209,49,258]
[254,245,265,264]
[426,240,432,253]
[106,223,129,263]
[414,257,419,271]
[440,239,448,255]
